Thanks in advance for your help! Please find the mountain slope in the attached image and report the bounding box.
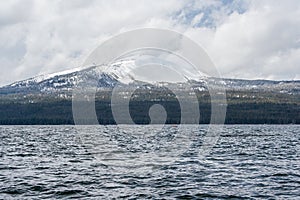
[1,60,299,96]
[0,61,299,125]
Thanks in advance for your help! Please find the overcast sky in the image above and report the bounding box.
[0,0,299,86]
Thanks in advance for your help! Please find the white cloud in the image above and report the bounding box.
[191,13,204,27]
[0,0,299,86]
[185,0,300,80]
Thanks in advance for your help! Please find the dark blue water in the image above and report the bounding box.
[0,125,299,199]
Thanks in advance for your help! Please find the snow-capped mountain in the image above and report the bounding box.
[0,60,142,95]
[0,65,116,95]
[0,60,300,96]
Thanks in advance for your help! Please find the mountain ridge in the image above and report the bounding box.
[1,61,300,96]
[0,61,299,125]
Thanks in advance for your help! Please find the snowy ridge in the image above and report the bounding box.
[9,65,89,87]
[1,60,300,95]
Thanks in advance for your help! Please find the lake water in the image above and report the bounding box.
[0,125,299,199]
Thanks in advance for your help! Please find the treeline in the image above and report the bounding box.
[0,100,299,124]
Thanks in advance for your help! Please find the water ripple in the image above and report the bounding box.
[0,125,299,199]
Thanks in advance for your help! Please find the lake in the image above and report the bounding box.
[0,125,299,199]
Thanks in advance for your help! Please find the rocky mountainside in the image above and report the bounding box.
[1,60,299,96]
[0,60,299,125]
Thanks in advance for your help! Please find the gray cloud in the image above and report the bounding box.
[0,0,299,86]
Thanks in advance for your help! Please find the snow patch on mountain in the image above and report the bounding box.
[1,59,300,96]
